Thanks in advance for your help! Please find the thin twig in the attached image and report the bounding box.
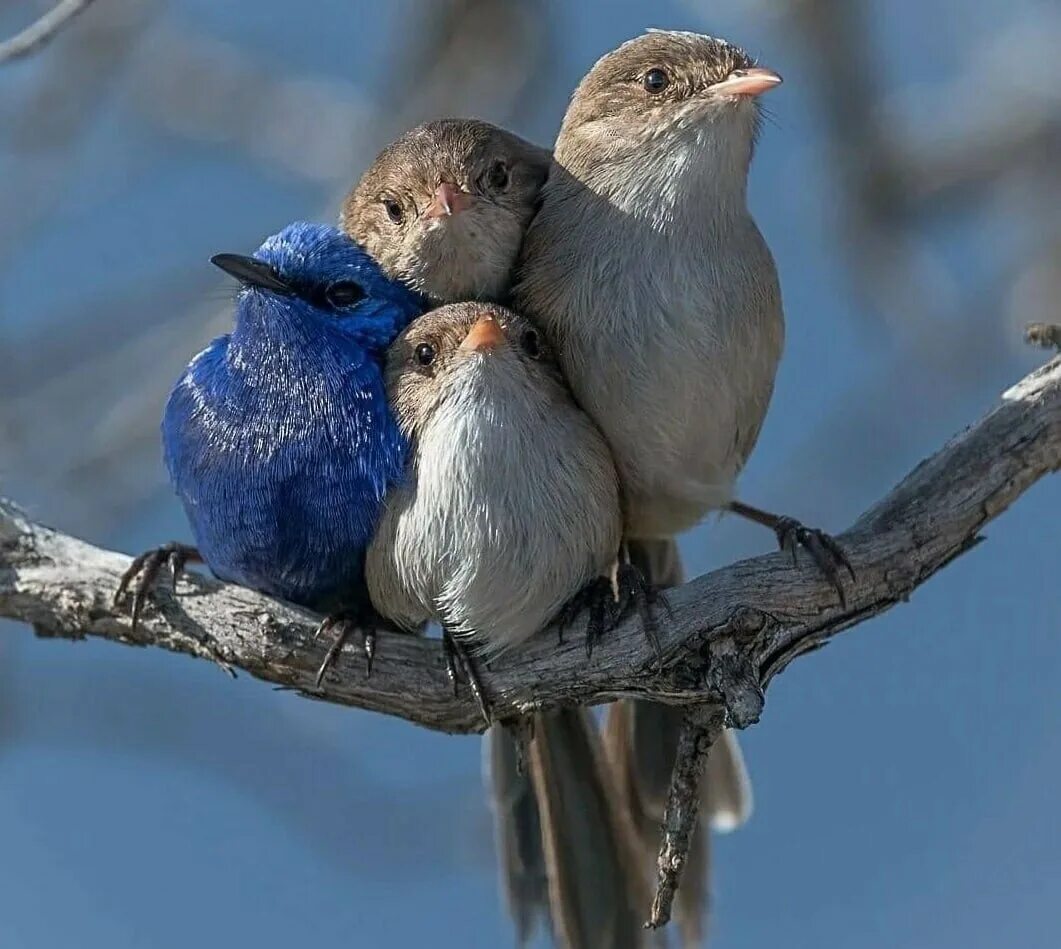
[646,705,726,930]
[0,0,97,65]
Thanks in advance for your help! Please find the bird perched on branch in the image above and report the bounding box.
[366,302,649,947]
[366,303,621,652]
[515,29,846,943]
[345,126,653,947]
[116,223,426,682]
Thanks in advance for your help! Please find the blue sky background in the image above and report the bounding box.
[1,0,1058,947]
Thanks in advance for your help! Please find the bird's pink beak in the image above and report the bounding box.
[710,67,782,98]
[424,181,473,220]
[459,315,506,352]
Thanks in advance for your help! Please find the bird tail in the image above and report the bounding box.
[601,538,754,948]
[486,723,549,945]
[488,710,651,949]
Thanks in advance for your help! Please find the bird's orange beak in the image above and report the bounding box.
[459,315,506,352]
[425,181,473,220]
[710,67,782,98]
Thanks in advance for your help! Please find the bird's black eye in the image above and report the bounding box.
[414,342,436,367]
[383,197,404,224]
[520,328,541,359]
[485,160,510,193]
[324,281,366,309]
[643,68,670,94]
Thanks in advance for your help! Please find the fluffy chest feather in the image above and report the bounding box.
[517,151,784,536]
[366,362,621,655]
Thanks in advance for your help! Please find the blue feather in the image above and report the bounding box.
[162,222,426,610]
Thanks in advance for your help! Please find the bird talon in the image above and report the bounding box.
[362,630,376,677]
[442,630,491,725]
[615,563,665,671]
[313,607,379,686]
[774,518,852,606]
[556,577,613,659]
[114,542,201,632]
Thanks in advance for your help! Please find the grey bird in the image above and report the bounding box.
[346,123,658,948]
[365,303,649,947]
[515,29,846,942]
[341,118,550,304]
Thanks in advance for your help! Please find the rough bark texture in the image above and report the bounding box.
[1,357,1058,736]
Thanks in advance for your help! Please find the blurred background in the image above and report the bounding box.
[1,0,1059,946]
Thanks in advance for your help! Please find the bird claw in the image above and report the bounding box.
[314,608,378,686]
[442,630,491,726]
[113,542,200,632]
[556,577,613,659]
[773,517,855,606]
[614,563,667,671]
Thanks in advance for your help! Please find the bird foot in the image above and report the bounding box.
[773,517,855,607]
[556,577,614,658]
[442,629,491,726]
[614,563,668,671]
[314,606,380,686]
[113,542,201,632]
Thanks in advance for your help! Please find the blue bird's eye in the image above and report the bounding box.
[325,281,367,309]
[484,160,510,193]
[520,328,541,359]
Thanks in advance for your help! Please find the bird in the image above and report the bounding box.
[345,119,651,946]
[344,115,744,947]
[365,301,649,948]
[515,29,848,944]
[341,118,550,304]
[115,222,427,683]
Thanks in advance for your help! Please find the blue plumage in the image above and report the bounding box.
[162,222,426,611]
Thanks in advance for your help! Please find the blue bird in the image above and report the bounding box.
[116,222,426,680]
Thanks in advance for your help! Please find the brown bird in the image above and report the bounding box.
[341,118,549,304]
[344,125,649,948]
[516,29,847,944]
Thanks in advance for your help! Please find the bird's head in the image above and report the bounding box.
[557,30,780,191]
[341,120,550,304]
[384,302,563,439]
[212,223,425,351]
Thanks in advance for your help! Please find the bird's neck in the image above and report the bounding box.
[556,123,753,233]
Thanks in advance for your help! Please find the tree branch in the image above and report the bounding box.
[0,0,97,65]
[1,357,1058,736]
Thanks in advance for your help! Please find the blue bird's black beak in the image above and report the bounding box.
[210,253,293,294]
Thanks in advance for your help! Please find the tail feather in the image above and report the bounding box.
[489,710,648,949]
[486,724,549,945]
[529,709,648,949]
[704,729,754,833]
